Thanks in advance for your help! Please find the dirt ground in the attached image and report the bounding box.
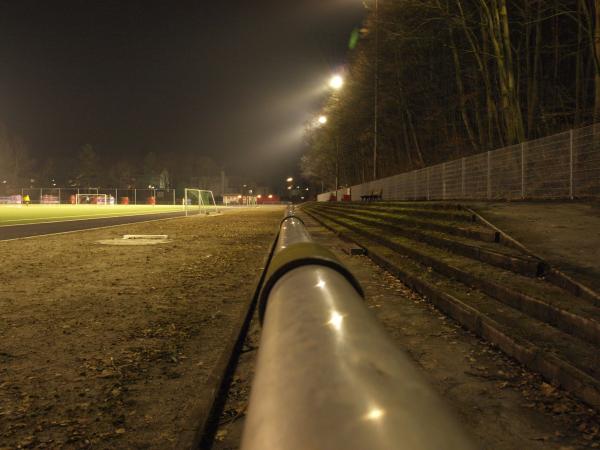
[212,212,600,449]
[473,201,600,292]
[0,207,283,449]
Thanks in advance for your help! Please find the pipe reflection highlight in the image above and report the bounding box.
[328,310,344,331]
[364,407,385,422]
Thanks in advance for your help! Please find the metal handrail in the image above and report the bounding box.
[241,208,475,450]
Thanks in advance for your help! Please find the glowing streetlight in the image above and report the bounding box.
[286,177,293,183]
[329,74,344,90]
[318,115,328,125]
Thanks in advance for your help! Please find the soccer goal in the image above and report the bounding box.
[75,193,108,205]
[184,189,218,216]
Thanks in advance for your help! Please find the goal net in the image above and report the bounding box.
[75,193,108,205]
[184,189,217,216]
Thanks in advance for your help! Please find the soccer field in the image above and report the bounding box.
[0,204,187,226]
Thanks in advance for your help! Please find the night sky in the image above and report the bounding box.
[0,0,365,186]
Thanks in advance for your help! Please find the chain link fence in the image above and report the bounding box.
[2,188,177,205]
[317,124,600,202]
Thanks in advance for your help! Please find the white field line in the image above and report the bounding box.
[0,208,185,227]
[0,212,222,242]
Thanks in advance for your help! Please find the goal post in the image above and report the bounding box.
[75,193,108,205]
[184,188,218,216]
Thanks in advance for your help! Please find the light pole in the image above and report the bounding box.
[327,74,344,190]
[373,0,379,181]
[316,114,340,191]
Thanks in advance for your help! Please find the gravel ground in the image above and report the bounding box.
[0,208,283,449]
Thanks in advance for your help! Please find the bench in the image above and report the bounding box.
[360,189,383,202]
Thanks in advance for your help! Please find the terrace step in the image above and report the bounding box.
[318,203,498,242]
[318,206,543,277]
[324,202,477,223]
[303,207,600,409]
[307,206,600,347]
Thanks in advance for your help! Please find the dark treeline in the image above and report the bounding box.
[302,0,600,190]
[0,122,221,191]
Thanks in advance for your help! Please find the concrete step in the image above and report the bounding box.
[310,206,600,347]
[324,202,477,223]
[318,204,498,242]
[319,207,543,277]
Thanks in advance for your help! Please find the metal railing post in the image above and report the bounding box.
[461,157,466,198]
[569,129,574,199]
[442,163,446,200]
[486,150,491,199]
[521,143,525,199]
[426,167,430,201]
[413,171,417,200]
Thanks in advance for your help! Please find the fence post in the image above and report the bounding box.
[569,129,574,199]
[521,143,525,199]
[426,167,430,201]
[486,151,491,200]
[461,157,465,198]
[442,163,446,200]
[413,172,417,200]
[134,189,137,205]
[40,188,43,203]
[173,189,176,205]
[58,188,61,204]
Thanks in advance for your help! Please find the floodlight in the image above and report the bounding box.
[329,75,344,90]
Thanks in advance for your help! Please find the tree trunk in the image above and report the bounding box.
[594,0,600,122]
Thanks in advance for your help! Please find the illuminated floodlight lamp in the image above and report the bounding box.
[329,74,344,90]
[318,115,328,125]
[268,194,273,199]
[286,177,293,183]
[257,194,262,199]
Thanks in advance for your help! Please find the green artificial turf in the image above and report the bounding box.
[0,204,186,226]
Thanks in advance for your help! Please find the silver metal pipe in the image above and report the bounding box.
[276,216,311,253]
[241,216,475,450]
